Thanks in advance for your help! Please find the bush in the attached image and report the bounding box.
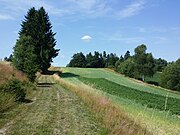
[116,58,136,78]
[160,59,180,91]
[1,78,26,101]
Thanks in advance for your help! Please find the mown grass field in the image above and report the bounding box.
[60,67,180,135]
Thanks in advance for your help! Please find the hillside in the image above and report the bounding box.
[1,65,180,134]
[59,67,180,134]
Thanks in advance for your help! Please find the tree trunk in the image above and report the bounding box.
[142,75,145,82]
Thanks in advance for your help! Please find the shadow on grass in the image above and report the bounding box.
[60,72,79,78]
[22,99,33,103]
[41,70,79,78]
[37,82,56,88]
[42,70,62,75]
[146,81,159,86]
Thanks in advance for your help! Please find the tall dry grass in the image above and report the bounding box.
[0,62,28,113]
[0,62,27,84]
[53,74,150,135]
[0,92,16,113]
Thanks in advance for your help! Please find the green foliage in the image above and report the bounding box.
[161,59,180,91]
[85,51,103,68]
[145,72,161,86]
[1,78,26,101]
[4,54,13,62]
[68,51,119,68]
[154,58,168,72]
[134,44,155,81]
[105,53,119,68]
[0,91,15,113]
[124,50,130,60]
[13,35,38,82]
[78,77,180,115]
[68,52,86,67]
[13,7,59,79]
[115,44,155,81]
[116,58,136,77]
[85,52,94,67]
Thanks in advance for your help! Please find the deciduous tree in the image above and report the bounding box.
[161,59,180,91]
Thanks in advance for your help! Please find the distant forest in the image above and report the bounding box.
[68,44,180,91]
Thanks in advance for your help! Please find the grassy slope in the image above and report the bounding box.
[1,75,104,135]
[78,77,180,115]
[60,67,180,135]
[62,67,180,99]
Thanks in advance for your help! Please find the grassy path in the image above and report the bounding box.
[1,75,103,135]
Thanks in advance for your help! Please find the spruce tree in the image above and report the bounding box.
[13,7,59,80]
[124,51,130,60]
[13,35,38,82]
[36,7,59,72]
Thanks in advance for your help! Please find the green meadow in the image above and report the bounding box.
[61,67,180,134]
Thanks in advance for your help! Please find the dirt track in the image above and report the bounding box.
[1,75,103,135]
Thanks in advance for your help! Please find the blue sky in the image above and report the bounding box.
[0,0,180,66]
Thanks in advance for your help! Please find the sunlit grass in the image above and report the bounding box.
[62,67,180,99]
[53,74,149,135]
[78,77,180,115]
[59,67,180,135]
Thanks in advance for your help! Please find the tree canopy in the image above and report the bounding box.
[160,59,180,91]
[115,44,155,81]
[133,44,155,81]
[68,52,86,68]
[68,51,119,68]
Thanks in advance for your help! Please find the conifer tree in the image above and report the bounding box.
[13,7,59,81]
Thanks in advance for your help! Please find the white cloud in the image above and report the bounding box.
[0,0,70,19]
[138,26,180,33]
[81,35,92,42]
[0,0,149,21]
[109,36,145,44]
[67,0,97,10]
[0,0,112,20]
[0,14,14,20]
[152,36,167,44]
[117,0,145,19]
[107,31,145,44]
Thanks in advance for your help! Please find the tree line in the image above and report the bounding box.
[67,51,119,68]
[67,45,179,91]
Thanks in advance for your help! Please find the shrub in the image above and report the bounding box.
[1,78,26,101]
